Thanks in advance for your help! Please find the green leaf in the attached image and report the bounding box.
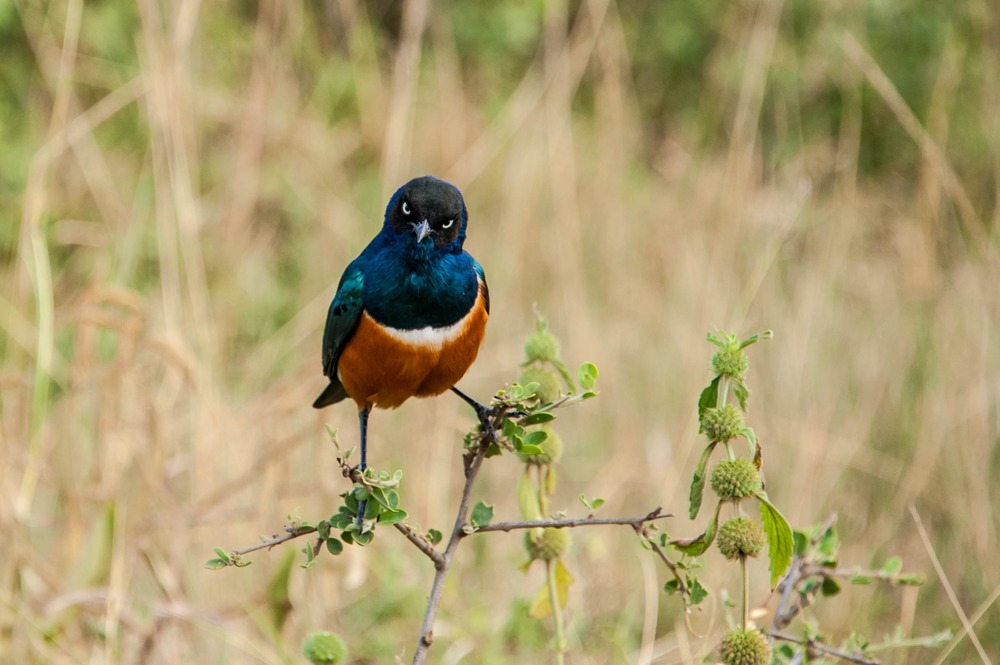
[739,330,772,349]
[368,486,390,509]
[896,573,926,586]
[377,509,408,526]
[734,381,750,411]
[470,501,495,528]
[326,537,344,555]
[673,502,721,556]
[688,441,718,519]
[426,529,443,545]
[881,556,903,575]
[523,411,556,425]
[820,576,841,597]
[522,430,549,447]
[757,491,794,588]
[578,362,598,390]
[688,577,708,606]
[205,558,229,570]
[520,381,540,398]
[851,574,874,585]
[698,376,720,427]
[663,579,679,595]
[793,530,808,556]
[502,417,525,439]
[517,444,544,456]
[354,531,374,546]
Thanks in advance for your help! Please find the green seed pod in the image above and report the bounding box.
[719,627,771,665]
[712,346,749,381]
[524,321,561,363]
[701,404,745,443]
[710,458,761,501]
[517,427,564,466]
[302,631,348,665]
[717,516,766,559]
[519,366,562,404]
[524,527,571,561]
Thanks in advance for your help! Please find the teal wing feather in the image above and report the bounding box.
[313,265,365,408]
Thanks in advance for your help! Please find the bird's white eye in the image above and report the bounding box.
[441,218,455,229]
[401,201,411,215]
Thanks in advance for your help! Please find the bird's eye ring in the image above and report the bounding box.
[401,201,411,215]
[442,218,455,229]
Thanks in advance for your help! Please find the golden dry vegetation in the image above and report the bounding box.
[2,1,998,663]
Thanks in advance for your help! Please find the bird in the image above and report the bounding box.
[313,175,490,523]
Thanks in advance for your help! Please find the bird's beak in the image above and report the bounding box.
[413,219,431,243]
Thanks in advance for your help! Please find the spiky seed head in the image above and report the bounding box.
[719,628,771,665]
[524,321,561,363]
[303,631,348,665]
[524,527,571,561]
[712,345,750,381]
[717,516,766,559]
[517,427,564,466]
[701,404,745,442]
[710,458,761,501]
[519,366,561,403]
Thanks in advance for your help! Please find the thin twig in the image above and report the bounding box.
[230,524,318,557]
[648,539,688,596]
[394,522,445,569]
[771,632,881,665]
[466,509,668,534]
[412,438,491,664]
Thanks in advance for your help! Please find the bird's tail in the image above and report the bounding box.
[313,380,349,408]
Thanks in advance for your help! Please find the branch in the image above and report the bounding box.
[771,632,881,665]
[230,524,318,558]
[466,508,669,534]
[394,522,445,569]
[412,438,491,664]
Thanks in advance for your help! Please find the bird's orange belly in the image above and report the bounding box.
[337,290,488,410]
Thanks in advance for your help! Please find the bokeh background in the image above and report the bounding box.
[2,0,998,663]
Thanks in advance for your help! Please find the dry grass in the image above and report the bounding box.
[2,1,998,663]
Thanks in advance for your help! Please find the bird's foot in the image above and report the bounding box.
[451,386,500,447]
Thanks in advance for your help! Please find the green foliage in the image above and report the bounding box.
[719,628,771,665]
[757,492,794,589]
[302,631,348,665]
[470,501,495,529]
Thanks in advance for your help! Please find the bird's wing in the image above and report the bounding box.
[321,263,365,379]
[472,257,490,314]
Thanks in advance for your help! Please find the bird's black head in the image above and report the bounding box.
[385,176,467,249]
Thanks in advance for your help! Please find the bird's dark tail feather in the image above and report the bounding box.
[313,380,349,408]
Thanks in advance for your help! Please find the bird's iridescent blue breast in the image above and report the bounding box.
[363,246,480,329]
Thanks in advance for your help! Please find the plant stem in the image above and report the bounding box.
[545,559,567,664]
[742,555,750,631]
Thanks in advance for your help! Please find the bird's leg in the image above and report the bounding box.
[450,386,498,445]
[356,407,370,528]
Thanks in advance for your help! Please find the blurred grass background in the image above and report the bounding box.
[2,0,999,663]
